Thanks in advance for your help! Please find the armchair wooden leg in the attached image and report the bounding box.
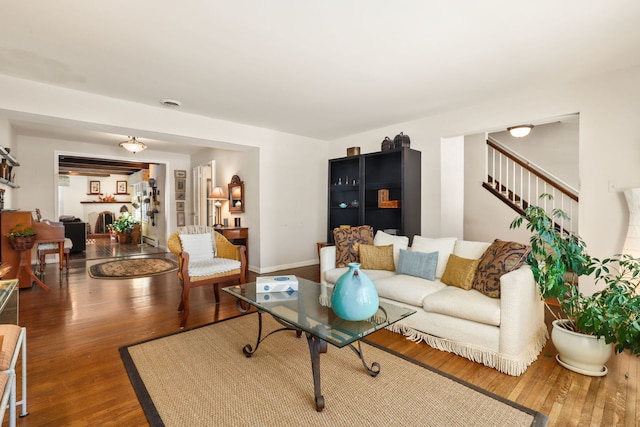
[179,281,191,329]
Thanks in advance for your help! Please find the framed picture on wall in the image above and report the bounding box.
[90,181,100,194]
[116,181,128,194]
[176,201,185,211]
[177,211,186,226]
[175,179,186,192]
[176,192,185,200]
[174,170,187,179]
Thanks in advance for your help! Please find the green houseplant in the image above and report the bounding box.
[5,223,37,250]
[510,194,640,375]
[111,213,140,243]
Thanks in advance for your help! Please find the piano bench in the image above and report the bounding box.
[37,238,73,273]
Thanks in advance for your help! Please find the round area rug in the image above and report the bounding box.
[89,258,178,279]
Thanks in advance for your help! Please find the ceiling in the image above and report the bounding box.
[1,1,640,148]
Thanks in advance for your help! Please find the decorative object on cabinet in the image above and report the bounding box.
[228,175,244,213]
[119,136,147,153]
[174,170,187,179]
[346,147,360,157]
[116,181,128,194]
[208,186,225,227]
[392,132,411,148]
[381,136,394,151]
[0,147,19,188]
[327,147,421,244]
[89,181,100,194]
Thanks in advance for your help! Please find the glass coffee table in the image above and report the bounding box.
[223,278,415,411]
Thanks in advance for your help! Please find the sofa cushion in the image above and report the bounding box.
[324,267,396,285]
[440,254,480,290]
[396,249,438,280]
[423,286,501,326]
[375,274,446,306]
[453,240,491,259]
[410,236,456,278]
[357,244,395,271]
[333,226,374,268]
[472,239,531,298]
[373,230,409,267]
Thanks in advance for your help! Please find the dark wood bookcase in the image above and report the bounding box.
[327,147,421,244]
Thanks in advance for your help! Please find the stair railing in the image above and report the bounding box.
[484,137,579,235]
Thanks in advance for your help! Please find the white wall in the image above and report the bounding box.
[330,66,640,294]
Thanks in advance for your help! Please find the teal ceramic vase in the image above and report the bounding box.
[331,263,379,321]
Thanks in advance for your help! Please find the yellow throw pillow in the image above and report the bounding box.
[358,244,395,271]
[441,254,480,290]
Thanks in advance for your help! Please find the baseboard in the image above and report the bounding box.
[254,259,318,274]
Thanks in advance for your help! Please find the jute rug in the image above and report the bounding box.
[89,257,178,279]
[121,314,548,426]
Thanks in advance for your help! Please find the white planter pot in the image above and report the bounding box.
[551,319,613,376]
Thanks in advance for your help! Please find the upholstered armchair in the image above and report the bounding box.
[168,226,247,328]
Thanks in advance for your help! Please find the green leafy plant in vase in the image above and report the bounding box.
[111,213,140,243]
[5,223,37,250]
[510,194,640,376]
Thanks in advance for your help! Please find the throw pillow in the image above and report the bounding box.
[472,239,531,298]
[410,236,457,279]
[358,244,395,271]
[179,233,215,264]
[441,254,480,291]
[373,230,409,267]
[396,249,438,280]
[333,225,374,268]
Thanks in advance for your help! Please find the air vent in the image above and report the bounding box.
[160,99,182,108]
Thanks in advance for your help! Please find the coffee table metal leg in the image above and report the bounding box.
[348,341,381,377]
[306,333,328,412]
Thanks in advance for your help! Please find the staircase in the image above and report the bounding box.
[483,137,579,235]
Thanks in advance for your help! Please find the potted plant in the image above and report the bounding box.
[5,223,37,250]
[510,194,640,376]
[111,213,140,243]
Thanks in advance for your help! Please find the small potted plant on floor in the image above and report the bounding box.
[111,213,140,244]
[510,194,640,376]
[5,223,37,251]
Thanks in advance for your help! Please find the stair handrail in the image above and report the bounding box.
[487,137,578,202]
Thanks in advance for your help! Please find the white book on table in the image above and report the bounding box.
[255,275,299,293]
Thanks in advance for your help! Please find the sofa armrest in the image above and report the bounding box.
[319,245,336,285]
[499,265,546,357]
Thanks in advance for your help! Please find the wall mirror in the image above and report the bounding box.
[228,174,244,213]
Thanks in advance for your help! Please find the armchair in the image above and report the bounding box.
[168,226,247,328]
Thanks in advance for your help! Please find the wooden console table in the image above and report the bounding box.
[214,226,248,270]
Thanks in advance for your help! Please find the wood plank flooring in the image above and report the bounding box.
[9,238,639,426]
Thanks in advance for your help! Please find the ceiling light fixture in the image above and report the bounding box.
[119,136,147,154]
[507,125,534,138]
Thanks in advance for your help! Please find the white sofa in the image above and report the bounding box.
[319,235,548,376]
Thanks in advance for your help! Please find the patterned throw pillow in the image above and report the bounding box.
[333,226,374,268]
[441,254,480,290]
[358,244,395,271]
[472,239,531,298]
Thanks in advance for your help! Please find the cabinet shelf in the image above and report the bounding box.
[327,147,421,243]
[0,178,18,188]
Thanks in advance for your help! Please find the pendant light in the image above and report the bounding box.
[119,136,147,153]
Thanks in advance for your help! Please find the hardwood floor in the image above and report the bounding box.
[8,238,639,426]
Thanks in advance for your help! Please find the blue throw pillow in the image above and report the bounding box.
[396,249,439,280]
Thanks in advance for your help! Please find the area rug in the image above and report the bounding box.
[120,314,548,427]
[89,257,178,279]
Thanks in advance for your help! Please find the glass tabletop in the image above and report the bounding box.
[223,278,415,348]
